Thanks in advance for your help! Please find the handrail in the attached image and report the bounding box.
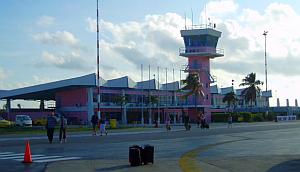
[179,47,224,55]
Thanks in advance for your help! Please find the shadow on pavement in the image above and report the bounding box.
[267,159,300,172]
[96,164,130,171]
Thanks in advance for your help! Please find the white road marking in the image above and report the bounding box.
[0,153,23,158]
[34,157,81,163]
[0,152,81,163]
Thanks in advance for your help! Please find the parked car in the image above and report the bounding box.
[33,118,47,126]
[15,115,32,127]
[0,117,14,128]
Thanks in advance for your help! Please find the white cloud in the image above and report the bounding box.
[36,16,55,27]
[203,0,238,18]
[36,51,92,71]
[89,13,187,81]
[86,17,97,32]
[32,31,79,46]
[0,68,6,80]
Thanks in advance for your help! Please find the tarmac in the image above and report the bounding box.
[42,121,300,172]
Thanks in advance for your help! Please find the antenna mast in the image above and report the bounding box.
[96,0,101,119]
[191,8,194,29]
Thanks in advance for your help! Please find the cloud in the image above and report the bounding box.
[86,13,187,81]
[32,31,79,47]
[86,17,97,32]
[36,51,92,71]
[36,16,55,27]
[0,68,6,80]
[203,0,238,17]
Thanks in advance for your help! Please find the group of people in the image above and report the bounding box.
[196,112,209,129]
[46,112,67,144]
[91,113,108,136]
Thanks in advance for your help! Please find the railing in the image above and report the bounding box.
[184,24,216,30]
[179,47,224,55]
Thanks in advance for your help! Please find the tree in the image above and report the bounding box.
[239,73,263,107]
[222,92,238,108]
[115,94,128,124]
[181,73,205,110]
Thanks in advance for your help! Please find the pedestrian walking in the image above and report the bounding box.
[200,113,206,129]
[165,114,171,131]
[99,118,107,136]
[197,112,202,128]
[91,113,99,136]
[46,112,57,143]
[228,114,233,128]
[183,113,190,131]
[59,115,67,143]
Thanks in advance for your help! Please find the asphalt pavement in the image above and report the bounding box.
[1,121,300,172]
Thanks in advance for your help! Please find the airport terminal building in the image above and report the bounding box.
[0,73,273,125]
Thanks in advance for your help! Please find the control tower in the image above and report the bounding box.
[180,25,224,122]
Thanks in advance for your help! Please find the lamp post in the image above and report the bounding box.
[263,31,269,113]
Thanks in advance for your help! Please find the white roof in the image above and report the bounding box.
[104,76,136,88]
[160,81,179,91]
[136,79,157,89]
[210,85,219,94]
[0,73,96,100]
[220,86,234,95]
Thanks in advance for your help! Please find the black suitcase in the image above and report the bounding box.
[205,123,209,129]
[142,145,154,164]
[129,146,142,166]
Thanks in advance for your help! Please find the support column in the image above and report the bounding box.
[174,114,177,124]
[122,90,127,124]
[277,98,280,107]
[87,87,94,124]
[149,106,152,125]
[40,100,45,110]
[6,99,11,120]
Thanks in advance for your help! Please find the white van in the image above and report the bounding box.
[16,115,32,127]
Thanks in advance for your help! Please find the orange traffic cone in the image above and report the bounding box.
[23,140,33,163]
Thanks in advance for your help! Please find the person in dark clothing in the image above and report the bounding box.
[183,113,190,131]
[91,114,99,136]
[197,112,202,128]
[59,115,67,143]
[46,112,57,143]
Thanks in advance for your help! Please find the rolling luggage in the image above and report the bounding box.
[129,145,142,166]
[205,123,209,129]
[142,145,154,164]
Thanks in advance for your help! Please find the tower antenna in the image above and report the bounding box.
[191,8,193,29]
[184,12,187,30]
[96,0,101,119]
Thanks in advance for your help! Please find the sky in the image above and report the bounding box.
[1,0,300,107]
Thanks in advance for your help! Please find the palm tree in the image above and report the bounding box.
[115,94,128,124]
[239,73,263,107]
[223,92,237,108]
[223,92,238,114]
[181,73,205,110]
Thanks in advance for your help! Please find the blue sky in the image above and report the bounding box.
[1,0,300,107]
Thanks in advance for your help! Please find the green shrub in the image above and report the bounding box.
[239,112,252,122]
[251,113,264,122]
[211,113,227,122]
